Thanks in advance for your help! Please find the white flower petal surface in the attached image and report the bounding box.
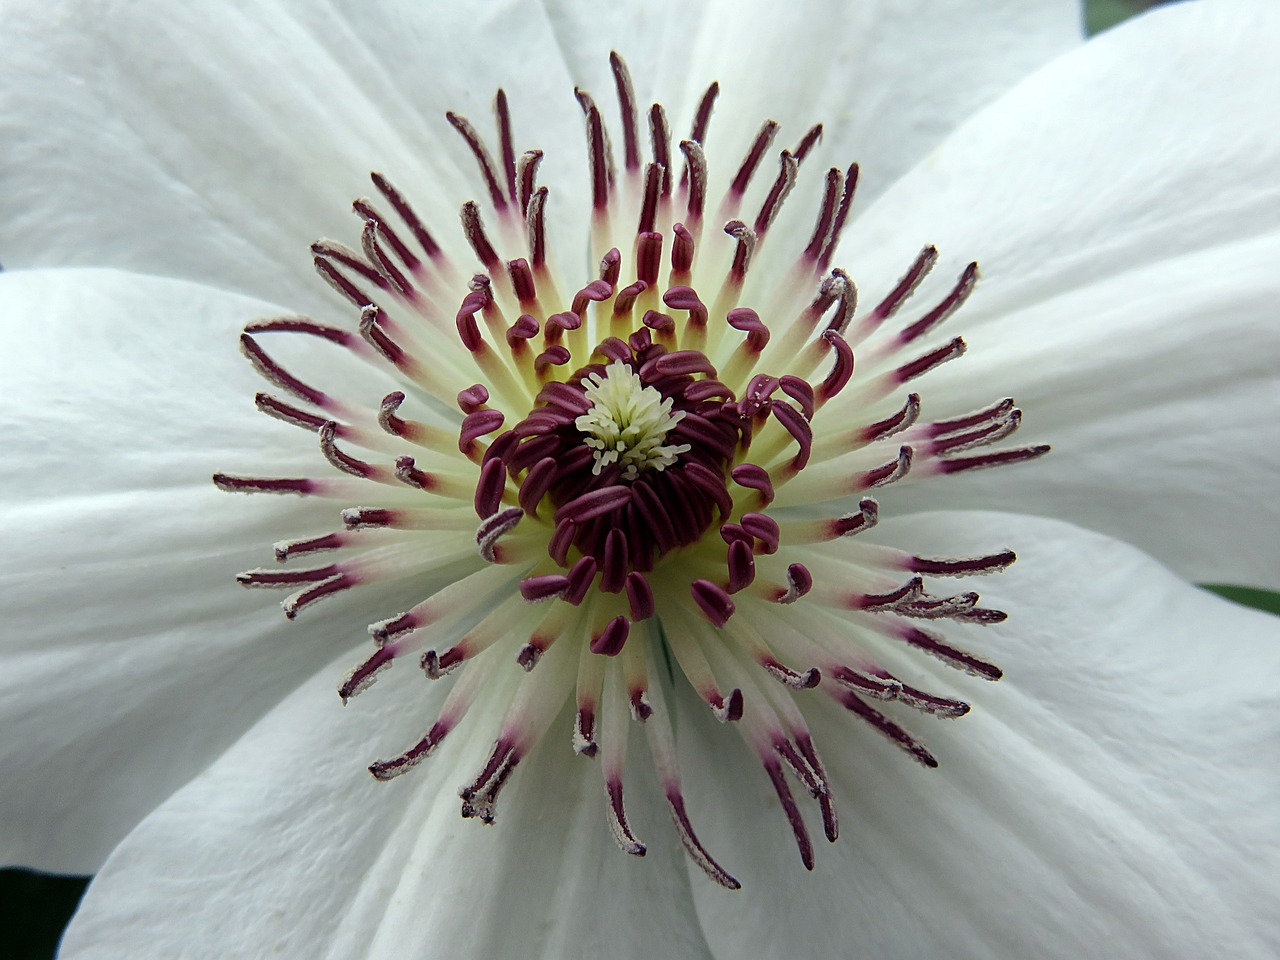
[58,652,715,960]
[839,0,1280,588]
[0,268,400,872]
[680,511,1280,959]
[0,0,1078,313]
[0,0,581,315]
[540,0,1081,201]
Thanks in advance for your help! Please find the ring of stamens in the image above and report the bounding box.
[216,51,1050,891]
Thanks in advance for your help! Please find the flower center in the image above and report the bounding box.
[575,360,690,479]
[215,51,1050,891]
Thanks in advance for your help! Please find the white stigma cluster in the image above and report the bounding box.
[575,361,692,480]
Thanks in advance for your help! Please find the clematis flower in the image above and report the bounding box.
[2,0,1279,957]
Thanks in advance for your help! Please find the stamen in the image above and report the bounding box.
[610,51,641,171]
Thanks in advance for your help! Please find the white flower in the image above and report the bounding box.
[1,1,1278,958]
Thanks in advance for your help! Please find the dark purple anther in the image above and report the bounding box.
[473,457,507,518]
[832,498,879,537]
[691,579,735,627]
[590,615,630,656]
[549,519,576,566]
[662,286,708,328]
[724,220,756,278]
[601,529,630,593]
[754,150,798,236]
[506,259,537,305]
[862,393,921,442]
[727,307,770,351]
[534,345,572,375]
[818,163,860,269]
[895,336,966,384]
[455,384,483,414]
[803,167,843,261]
[649,102,672,194]
[672,223,695,272]
[572,280,614,317]
[763,659,820,689]
[818,330,854,401]
[727,539,755,593]
[654,350,716,377]
[609,51,640,170]
[506,314,540,346]
[730,119,780,196]
[446,110,510,209]
[518,457,559,515]
[239,333,328,408]
[730,463,774,504]
[319,422,374,479]
[459,409,506,453]
[779,563,813,604]
[343,508,395,529]
[460,201,500,268]
[613,280,647,316]
[575,707,597,756]
[642,310,676,337]
[900,261,979,345]
[368,719,453,782]
[763,758,815,870]
[350,199,419,271]
[256,393,328,432]
[741,513,780,554]
[527,186,549,266]
[394,456,436,491]
[625,571,655,620]
[556,485,632,525]
[939,445,1051,474]
[779,376,815,419]
[909,549,1017,576]
[564,556,599,605]
[638,162,662,233]
[900,625,1003,680]
[337,647,391,706]
[599,247,622,286]
[679,140,708,219]
[519,574,571,603]
[637,232,663,285]
[860,446,913,489]
[455,294,486,352]
[359,307,408,368]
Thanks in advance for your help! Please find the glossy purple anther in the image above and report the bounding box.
[691,579,735,626]
[590,616,630,656]
[625,572,655,620]
[726,307,770,351]
[520,574,570,603]
[730,464,775,503]
[662,286,708,328]
[779,563,813,604]
[726,539,756,593]
[740,513,780,554]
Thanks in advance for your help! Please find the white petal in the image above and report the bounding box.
[680,511,1280,959]
[0,269,386,871]
[60,653,714,960]
[839,0,1280,587]
[678,0,1081,201]
[0,0,586,313]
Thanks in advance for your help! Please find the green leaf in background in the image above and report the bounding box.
[1202,584,1280,617]
[0,0,1242,957]
[1087,0,1163,34]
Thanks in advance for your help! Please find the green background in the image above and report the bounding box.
[1,1,1259,957]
